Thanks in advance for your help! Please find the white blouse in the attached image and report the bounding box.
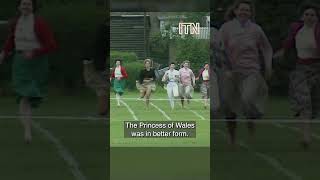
[14,14,41,51]
[202,69,209,81]
[114,66,123,78]
[295,25,320,59]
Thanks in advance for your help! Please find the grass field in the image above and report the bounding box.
[2,87,320,180]
[212,97,320,180]
[0,89,107,180]
[110,90,210,147]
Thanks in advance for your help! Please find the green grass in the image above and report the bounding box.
[110,91,210,147]
[0,89,106,180]
[213,97,320,180]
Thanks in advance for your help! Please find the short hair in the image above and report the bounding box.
[144,59,152,64]
[224,0,255,21]
[299,3,320,19]
[115,58,122,64]
[17,0,38,13]
[183,60,190,64]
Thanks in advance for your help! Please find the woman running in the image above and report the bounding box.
[0,0,57,143]
[162,62,180,110]
[137,59,156,109]
[110,59,128,107]
[274,3,320,148]
[215,0,273,146]
[196,63,210,109]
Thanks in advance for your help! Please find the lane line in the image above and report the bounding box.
[33,121,87,180]
[214,129,303,180]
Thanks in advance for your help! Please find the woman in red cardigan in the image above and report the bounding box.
[196,63,210,109]
[274,3,320,149]
[0,0,57,143]
[110,59,128,106]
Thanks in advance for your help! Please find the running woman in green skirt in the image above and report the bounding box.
[0,0,57,143]
[110,59,128,106]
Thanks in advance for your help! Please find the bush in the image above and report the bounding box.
[176,37,210,70]
[110,51,139,65]
[149,32,169,64]
[121,62,144,90]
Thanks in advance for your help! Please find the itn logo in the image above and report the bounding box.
[178,23,200,35]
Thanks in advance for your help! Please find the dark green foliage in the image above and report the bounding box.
[110,51,139,65]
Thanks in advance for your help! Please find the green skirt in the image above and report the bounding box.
[12,53,49,108]
[113,79,125,95]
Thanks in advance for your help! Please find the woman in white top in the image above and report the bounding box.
[274,3,320,149]
[162,62,180,110]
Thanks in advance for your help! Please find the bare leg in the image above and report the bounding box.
[247,120,256,143]
[145,87,152,109]
[19,97,32,143]
[140,90,146,99]
[226,113,237,147]
[115,93,121,106]
[181,97,184,108]
[299,113,311,149]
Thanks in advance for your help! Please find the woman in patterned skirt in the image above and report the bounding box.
[136,59,156,109]
[274,3,320,148]
[196,63,210,109]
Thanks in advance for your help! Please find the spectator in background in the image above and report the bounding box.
[0,0,57,143]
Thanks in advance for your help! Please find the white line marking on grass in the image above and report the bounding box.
[33,121,87,180]
[214,129,303,180]
[120,100,139,121]
[150,103,172,120]
[0,115,107,120]
[111,98,208,101]
[188,99,208,120]
[273,123,320,140]
[185,107,206,120]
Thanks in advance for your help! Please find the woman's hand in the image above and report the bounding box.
[273,49,285,59]
[23,51,33,60]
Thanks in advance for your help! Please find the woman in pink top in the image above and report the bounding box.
[216,0,273,146]
[274,3,320,148]
[179,60,195,108]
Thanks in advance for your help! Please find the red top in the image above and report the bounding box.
[2,16,57,58]
[110,66,128,79]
